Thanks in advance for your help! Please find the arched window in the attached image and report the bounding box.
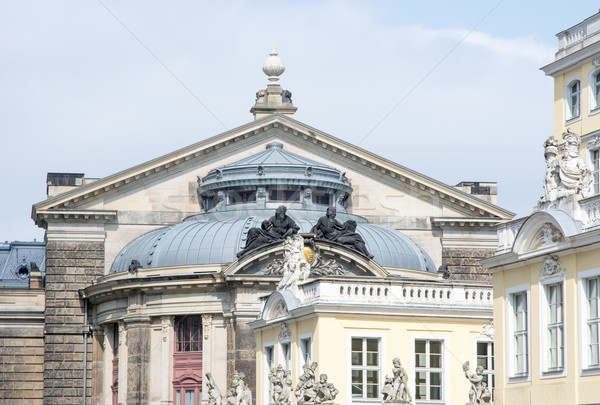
[567,79,581,120]
[593,71,600,110]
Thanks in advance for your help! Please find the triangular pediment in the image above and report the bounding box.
[32,114,513,226]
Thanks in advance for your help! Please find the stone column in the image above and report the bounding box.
[117,321,127,405]
[125,316,152,405]
[161,316,174,405]
[102,325,113,405]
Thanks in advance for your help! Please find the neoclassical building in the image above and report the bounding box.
[6,48,513,404]
[483,11,600,405]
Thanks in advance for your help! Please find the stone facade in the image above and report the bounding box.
[0,336,44,404]
[442,248,496,282]
[44,240,104,405]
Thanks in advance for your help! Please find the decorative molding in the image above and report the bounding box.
[161,316,174,342]
[540,255,565,280]
[202,314,213,340]
[118,321,125,346]
[593,57,600,67]
[278,322,291,340]
[481,321,494,339]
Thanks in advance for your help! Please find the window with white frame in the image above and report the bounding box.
[280,341,291,372]
[506,284,530,380]
[414,339,443,401]
[513,292,528,375]
[567,79,581,120]
[263,343,275,405]
[299,335,312,371]
[586,276,600,368]
[351,337,380,399]
[543,282,565,373]
[592,149,600,194]
[594,72,600,110]
[476,341,494,401]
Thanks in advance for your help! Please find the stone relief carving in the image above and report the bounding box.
[537,223,563,248]
[278,322,291,340]
[309,242,346,276]
[202,314,213,340]
[593,58,600,67]
[269,365,293,405]
[480,321,494,340]
[382,358,413,404]
[540,131,593,206]
[161,316,173,342]
[118,321,125,346]
[272,301,289,319]
[540,255,565,279]
[256,187,267,199]
[462,361,491,404]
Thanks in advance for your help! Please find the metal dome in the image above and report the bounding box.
[110,211,436,274]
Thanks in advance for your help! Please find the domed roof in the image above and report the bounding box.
[110,211,436,274]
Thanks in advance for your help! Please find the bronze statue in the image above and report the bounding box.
[312,208,373,259]
[237,206,299,258]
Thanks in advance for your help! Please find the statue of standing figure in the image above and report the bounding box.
[296,362,318,404]
[462,361,491,405]
[206,371,252,405]
[382,358,412,403]
[269,365,293,405]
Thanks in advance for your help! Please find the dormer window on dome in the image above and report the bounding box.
[197,142,352,213]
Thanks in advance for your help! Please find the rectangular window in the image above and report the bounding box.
[312,193,330,205]
[546,283,564,371]
[281,342,291,371]
[300,336,312,368]
[269,190,300,202]
[569,81,581,119]
[414,339,443,401]
[351,337,380,399]
[593,150,600,194]
[476,341,494,401]
[513,292,528,376]
[230,191,256,204]
[264,344,275,405]
[176,316,202,352]
[588,277,600,367]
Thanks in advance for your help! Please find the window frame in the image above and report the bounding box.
[347,332,385,403]
[473,337,494,402]
[263,341,275,405]
[298,333,313,375]
[565,77,582,122]
[505,284,531,382]
[589,68,600,113]
[279,339,292,373]
[268,189,300,203]
[578,268,600,376]
[230,190,257,205]
[539,275,566,378]
[411,335,447,404]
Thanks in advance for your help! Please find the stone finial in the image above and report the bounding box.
[263,44,286,82]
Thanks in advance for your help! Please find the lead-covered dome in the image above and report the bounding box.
[110,210,436,273]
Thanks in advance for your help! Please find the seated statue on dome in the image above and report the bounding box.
[237,220,278,258]
[312,208,373,259]
[268,206,299,239]
[336,220,373,259]
[311,207,344,240]
[237,206,299,258]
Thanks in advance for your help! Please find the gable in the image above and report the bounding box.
[32,114,513,222]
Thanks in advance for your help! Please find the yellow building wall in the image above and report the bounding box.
[554,60,600,139]
[256,313,491,405]
[493,248,600,405]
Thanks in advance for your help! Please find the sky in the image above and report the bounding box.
[1,1,599,242]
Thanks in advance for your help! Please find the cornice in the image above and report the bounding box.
[541,40,600,77]
[34,209,117,227]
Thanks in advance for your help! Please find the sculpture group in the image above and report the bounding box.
[541,131,593,204]
[462,361,491,405]
[206,371,253,405]
[237,206,373,260]
[266,362,338,405]
[382,358,412,404]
